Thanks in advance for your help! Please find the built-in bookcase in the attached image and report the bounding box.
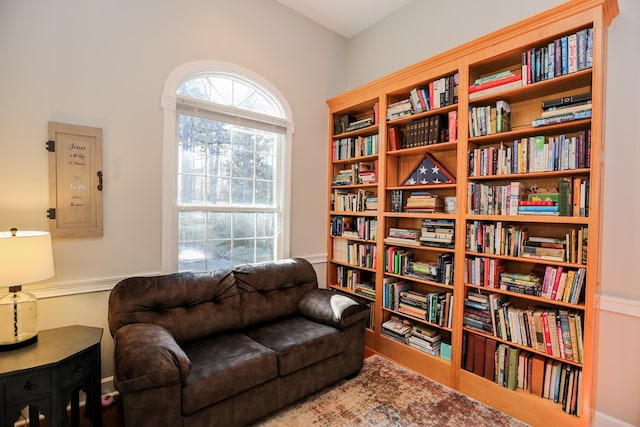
[327,1,618,426]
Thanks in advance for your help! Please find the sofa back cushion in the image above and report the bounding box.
[234,258,318,328]
[108,269,242,343]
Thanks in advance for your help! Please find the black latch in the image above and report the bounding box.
[47,208,56,219]
[46,140,55,152]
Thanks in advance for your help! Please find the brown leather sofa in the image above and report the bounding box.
[108,258,370,426]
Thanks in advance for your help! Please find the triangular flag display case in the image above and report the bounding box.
[326,1,619,426]
[402,153,456,186]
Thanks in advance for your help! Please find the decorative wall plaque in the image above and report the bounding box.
[47,122,103,238]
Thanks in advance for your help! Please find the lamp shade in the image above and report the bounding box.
[0,230,54,286]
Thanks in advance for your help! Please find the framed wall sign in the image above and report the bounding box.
[47,121,103,238]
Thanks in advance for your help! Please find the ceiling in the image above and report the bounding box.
[275,0,413,38]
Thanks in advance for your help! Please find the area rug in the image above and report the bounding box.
[252,354,529,427]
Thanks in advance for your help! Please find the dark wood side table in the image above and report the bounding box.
[0,325,103,427]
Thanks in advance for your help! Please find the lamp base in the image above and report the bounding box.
[0,334,38,352]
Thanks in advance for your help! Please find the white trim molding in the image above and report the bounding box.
[599,294,640,318]
[23,272,161,299]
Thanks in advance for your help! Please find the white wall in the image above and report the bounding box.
[345,0,640,425]
[0,0,346,377]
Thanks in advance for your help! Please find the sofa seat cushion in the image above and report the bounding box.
[181,333,277,415]
[246,316,345,376]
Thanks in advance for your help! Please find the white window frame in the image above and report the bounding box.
[161,61,294,273]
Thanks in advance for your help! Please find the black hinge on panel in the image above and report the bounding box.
[46,140,55,152]
[47,208,56,219]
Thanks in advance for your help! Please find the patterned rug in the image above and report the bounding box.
[253,354,529,427]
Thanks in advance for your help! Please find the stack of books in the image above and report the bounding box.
[386,99,413,121]
[408,325,441,356]
[499,272,543,295]
[420,219,455,248]
[463,291,493,334]
[381,316,412,344]
[469,69,523,100]
[404,191,444,213]
[532,92,592,127]
[332,169,353,186]
[384,227,421,246]
[354,282,375,300]
[346,117,374,132]
[517,200,559,216]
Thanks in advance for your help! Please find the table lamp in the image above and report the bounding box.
[0,228,54,350]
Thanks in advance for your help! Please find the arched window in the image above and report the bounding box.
[161,62,293,272]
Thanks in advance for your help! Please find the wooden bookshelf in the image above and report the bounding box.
[326,1,618,426]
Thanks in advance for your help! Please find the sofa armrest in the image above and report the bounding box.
[113,323,191,393]
[299,289,369,329]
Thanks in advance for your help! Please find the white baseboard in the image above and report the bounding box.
[102,375,117,395]
[594,411,637,427]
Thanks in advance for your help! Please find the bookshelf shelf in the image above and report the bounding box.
[387,141,458,156]
[332,153,379,165]
[329,210,378,217]
[332,124,379,140]
[465,283,586,310]
[385,272,454,291]
[383,307,453,332]
[464,250,587,269]
[329,260,377,272]
[326,2,617,425]
[469,168,590,180]
[463,326,583,367]
[329,284,375,302]
[387,104,459,126]
[466,214,589,225]
[468,119,591,145]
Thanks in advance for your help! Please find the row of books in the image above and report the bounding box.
[331,135,379,161]
[465,221,588,265]
[333,266,375,300]
[467,130,591,178]
[464,256,586,304]
[522,27,593,86]
[468,100,511,137]
[331,239,376,269]
[384,246,454,286]
[383,280,453,329]
[463,333,583,415]
[386,73,460,122]
[331,189,376,212]
[467,179,588,217]
[407,73,460,114]
[330,215,377,241]
[464,291,584,363]
[406,254,454,286]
